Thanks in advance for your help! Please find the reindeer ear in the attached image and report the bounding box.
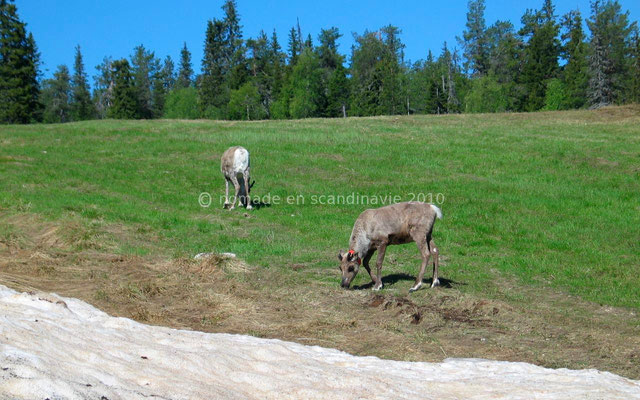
[346,251,354,261]
[338,251,344,261]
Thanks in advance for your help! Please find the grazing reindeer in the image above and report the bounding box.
[221,146,254,210]
[338,201,443,292]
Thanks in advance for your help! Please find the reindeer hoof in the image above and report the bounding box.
[430,279,440,288]
[372,284,383,291]
[246,204,253,210]
[409,282,423,293]
[223,203,230,209]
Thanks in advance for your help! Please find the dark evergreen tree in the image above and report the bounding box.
[587,0,636,105]
[379,25,405,115]
[422,51,441,113]
[152,56,175,117]
[326,63,350,117]
[485,20,525,110]
[560,10,588,108]
[270,29,285,101]
[41,65,71,123]
[316,27,345,116]
[130,44,157,119]
[519,0,560,111]
[199,19,228,117]
[108,59,138,119]
[350,30,384,116]
[587,0,615,107]
[246,31,271,117]
[458,0,489,76]
[0,0,41,123]
[630,28,640,103]
[405,60,431,114]
[287,26,301,66]
[176,42,193,89]
[70,45,94,120]
[222,0,247,90]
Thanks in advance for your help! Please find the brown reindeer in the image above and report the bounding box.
[338,201,443,292]
[221,146,254,210]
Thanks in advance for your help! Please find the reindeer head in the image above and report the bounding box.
[337,250,361,289]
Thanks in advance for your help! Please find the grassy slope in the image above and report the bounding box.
[1,107,639,309]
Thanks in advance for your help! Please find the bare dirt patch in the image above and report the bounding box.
[1,213,639,379]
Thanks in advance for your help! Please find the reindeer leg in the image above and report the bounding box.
[429,236,440,288]
[229,175,240,210]
[362,250,375,287]
[373,243,387,291]
[410,238,431,293]
[243,168,252,210]
[223,178,231,209]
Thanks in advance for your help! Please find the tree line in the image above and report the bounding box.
[1,0,639,124]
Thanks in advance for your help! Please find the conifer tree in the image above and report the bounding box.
[130,44,157,119]
[316,27,345,116]
[109,59,138,119]
[200,19,228,117]
[485,20,524,110]
[630,28,640,103]
[587,0,615,107]
[519,0,560,111]
[560,10,588,108]
[71,45,94,120]
[326,64,350,117]
[587,0,636,105]
[222,0,247,90]
[0,0,41,123]
[176,42,193,89]
[93,57,114,118]
[41,65,71,123]
[458,0,489,77]
[287,26,301,65]
[270,29,285,100]
[152,56,175,117]
[246,31,272,116]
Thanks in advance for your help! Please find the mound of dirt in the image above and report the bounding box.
[1,285,639,399]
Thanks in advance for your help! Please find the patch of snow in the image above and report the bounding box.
[1,285,639,399]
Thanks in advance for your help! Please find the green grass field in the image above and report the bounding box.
[1,107,639,308]
[2,107,640,378]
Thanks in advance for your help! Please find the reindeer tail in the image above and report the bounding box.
[430,204,443,220]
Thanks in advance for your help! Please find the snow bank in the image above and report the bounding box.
[1,285,638,400]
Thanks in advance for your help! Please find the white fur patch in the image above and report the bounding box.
[433,248,438,253]
[232,148,250,174]
[430,204,443,219]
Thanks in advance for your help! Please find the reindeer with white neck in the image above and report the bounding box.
[221,146,254,210]
[338,201,443,293]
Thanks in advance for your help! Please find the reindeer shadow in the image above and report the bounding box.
[249,198,271,210]
[237,179,271,210]
[353,273,461,290]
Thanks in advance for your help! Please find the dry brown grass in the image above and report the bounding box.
[1,212,639,379]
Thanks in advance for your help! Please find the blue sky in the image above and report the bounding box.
[15,0,640,83]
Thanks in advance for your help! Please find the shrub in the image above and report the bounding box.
[164,87,200,119]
